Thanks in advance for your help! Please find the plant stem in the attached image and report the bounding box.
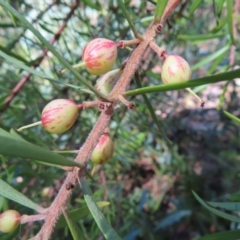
[186,88,203,103]
[17,121,42,131]
[60,62,86,74]
[149,41,166,58]
[21,214,45,224]
[117,39,141,48]
[33,1,183,239]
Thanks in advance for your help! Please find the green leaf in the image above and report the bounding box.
[82,0,100,10]
[192,191,240,223]
[230,194,240,202]
[79,178,122,240]
[56,202,110,229]
[0,128,81,168]
[226,0,235,44]
[134,72,171,146]
[9,128,27,142]
[0,45,28,64]
[210,16,228,33]
[125,68,240,96]
[207,201,240,211]
[208,50,228,75]
[0,179,43,212]
[178,33,225,41]
[215,0,225,16]
[217,82,229,110]
[197,230,240,240]
[0,49,93,94]
[154,0,168,23]
[223,111,240,125]
[0,0,106,100]
[191,45,230,71]
[117,0,141,39]
[62,210,85,240]
[189,0,202,15]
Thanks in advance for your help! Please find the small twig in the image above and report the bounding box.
[21,214,46,224]
[160,0,182,25]
[149,41,166,58]
[117,39,141,48]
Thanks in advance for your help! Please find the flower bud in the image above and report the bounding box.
[161,55,192,84]
[82,38,117,75]
[91,133,114,164]
[95,68,122,95]
[41,99,78,134]
[0,210,21,233]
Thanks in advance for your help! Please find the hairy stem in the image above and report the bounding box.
[34,107,114,239]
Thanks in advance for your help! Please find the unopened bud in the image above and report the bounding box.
[161,55,192,84]
[91,133,114,164]
[83,38,117,75]
[0,210,21,233]
[41,99,79,134]
[95,68,122,95]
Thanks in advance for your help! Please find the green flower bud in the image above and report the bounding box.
[91,133,114,164]
[95,68,122,95]
[0,210,21,233]
[41,99,79,134]
[161,55,192,84]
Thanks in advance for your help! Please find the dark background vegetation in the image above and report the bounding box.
[0,0,240,239]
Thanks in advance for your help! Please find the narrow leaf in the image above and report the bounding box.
[208,50,227,75]
[0,45,28,63]
[217,82,229,110]
[215,0,225,16]
[56,202,110,229]
[154,0,168,23]
[125,68,240,96]
[223,111,240,125]
[226,0,235,44]
[0,49,93,94]
[191,45,230,71]
[197,230,240,240]
[189,0,202,15]
[134,72,171,145]
[117,0,141,39]
[62,210,85,240]
[207,201,240,211]
[0,0,106,100]
[192,191,240,223]
[178,33,225,41]
[210,16,228,33]
[79,178,122,240]
[0,179,44,212]
[0,128,81,168]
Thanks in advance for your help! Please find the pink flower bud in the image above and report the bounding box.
[161,55,192,84]
[82,38,117,75]
[91,133,114,164]
[0,210,21,233]
[41,99,78,134]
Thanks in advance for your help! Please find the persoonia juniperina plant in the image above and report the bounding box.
[1,1,201,239]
